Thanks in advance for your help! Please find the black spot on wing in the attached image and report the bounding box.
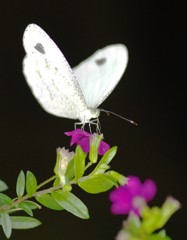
[95,58,107,66]
[34,43,45,54]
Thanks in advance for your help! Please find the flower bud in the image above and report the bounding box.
[89,134,103,163]
[54,147,74,185]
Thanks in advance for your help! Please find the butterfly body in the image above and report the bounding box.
[23,24,128,124]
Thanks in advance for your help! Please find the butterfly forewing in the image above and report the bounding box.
[23,24,87,119]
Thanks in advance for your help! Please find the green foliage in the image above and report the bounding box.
[0,215,41,232]
[21,201,39,210]
[145,230,171,240]
[78,146,126,194]
[74,145,86,182]
[3,216,41,229]
[0,193,13,206]
[91,146,117,175]
[26,171,37,197]
[0,180,8,192]
[18,202,33,216]
[51,190,89,219]
[16,171,25,198]
[65,158,75,182]
[0,213,12,238]
[78,174,116,194]
[0,142,125,238]
[36,194,64,210]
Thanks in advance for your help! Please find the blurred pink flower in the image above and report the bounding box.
[65,129,109,155]
[109,175,157,216]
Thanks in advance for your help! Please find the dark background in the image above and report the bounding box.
[0,1,186,239]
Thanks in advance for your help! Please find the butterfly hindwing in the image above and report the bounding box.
[73,44,128,109]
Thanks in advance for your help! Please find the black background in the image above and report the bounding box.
[0,1,186,239]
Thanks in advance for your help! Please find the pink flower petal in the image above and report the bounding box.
[140,179,157,201]
[65,129,90,146]
[126,176,142,196]
[109,186,133,215]
[77,137,90,153]
[98,141,110,155]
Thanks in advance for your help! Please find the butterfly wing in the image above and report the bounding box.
[73,44,128,109]
[23,24,87,120]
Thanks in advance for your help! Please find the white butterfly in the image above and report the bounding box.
[22,24,128,125]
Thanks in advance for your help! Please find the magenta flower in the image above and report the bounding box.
[65,129,110,155]
[109,175,157,216]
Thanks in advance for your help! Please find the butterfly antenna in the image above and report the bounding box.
[100,109,138,126]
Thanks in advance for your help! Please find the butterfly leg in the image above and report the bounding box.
[74,121,85,130]
[74,118,101,134]
[88,118,101,134]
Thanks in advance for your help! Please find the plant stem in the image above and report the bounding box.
[37,175,56,190]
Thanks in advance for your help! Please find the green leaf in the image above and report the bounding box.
[16,170,25,198]
[22,200,40,210]
[65,158,75,182]
[98,146,117,165]
[18,202,33,216]
[146,230,171,240]
[0,193,12,205]
[157,230,171,240]
[36,193,64,210]
[53,176,60,187]
[0,180,8,192]
[78,174,117,194]
[91,146,117,175]
[26,171,37,197]
[107,171,127,186]
[0,213,12,238]
[74,146,86,182]
[51,190,89,219]
[8,216,41,229]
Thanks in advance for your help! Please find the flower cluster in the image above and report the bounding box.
[109,175,157,216]
[109,176,180,240]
